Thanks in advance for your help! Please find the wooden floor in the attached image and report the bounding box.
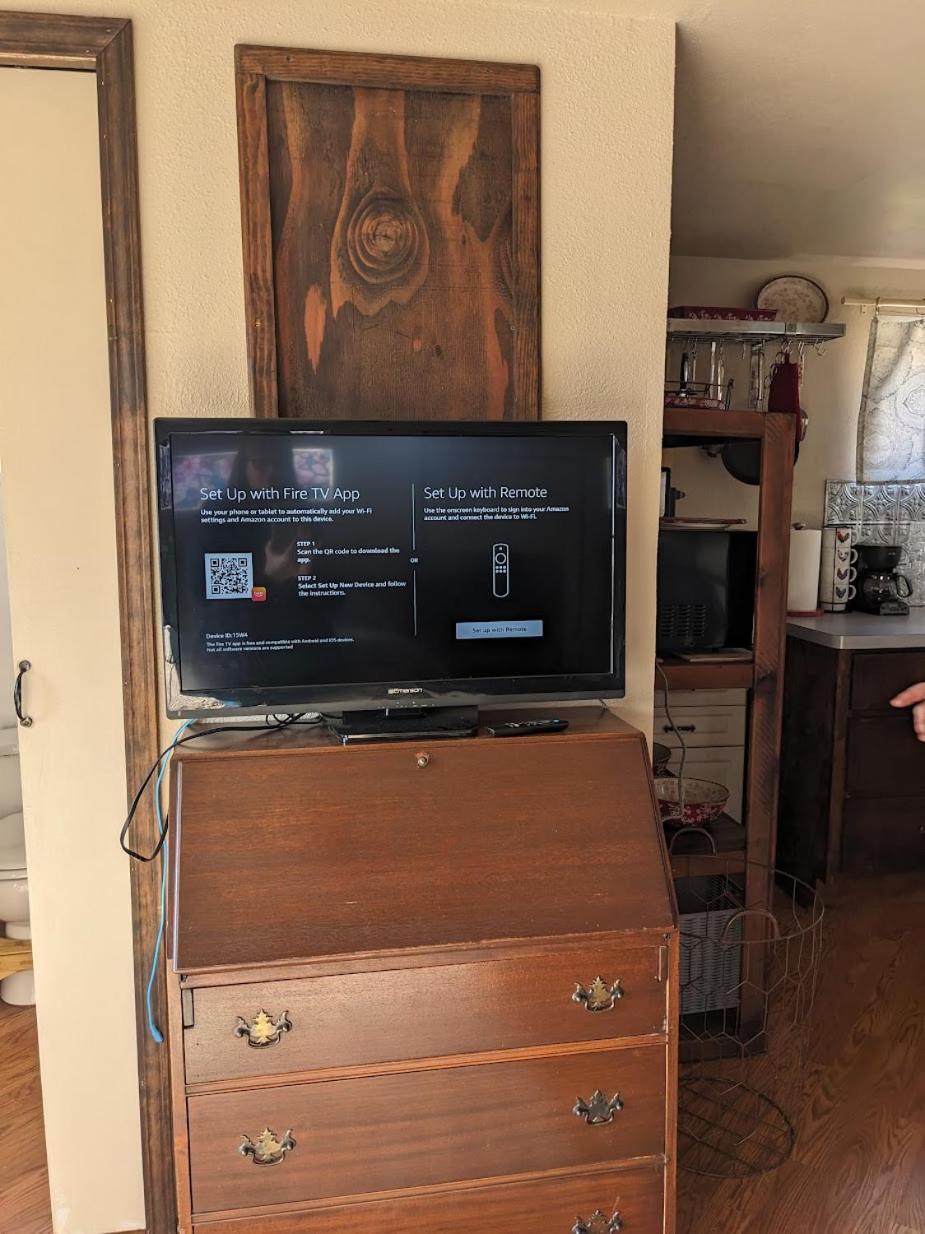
[678,872,925,1234]
[0,875,921,1234]
[0,999,51,1234]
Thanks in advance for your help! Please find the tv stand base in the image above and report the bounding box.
[327,704,479,744]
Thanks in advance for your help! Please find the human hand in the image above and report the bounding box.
[890,682,925,742]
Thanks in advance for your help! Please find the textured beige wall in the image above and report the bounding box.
[45,0,673,737]
[667,255,925,527]
[1,4,675,1230]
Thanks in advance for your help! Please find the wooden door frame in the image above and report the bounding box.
[0,12,171,1234]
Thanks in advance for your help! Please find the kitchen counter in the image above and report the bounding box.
[780,619,925,880]
[787,610,925,649]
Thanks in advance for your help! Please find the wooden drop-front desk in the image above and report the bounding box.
[166,708,679,1234]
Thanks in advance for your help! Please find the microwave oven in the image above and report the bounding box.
[656,528,758,654]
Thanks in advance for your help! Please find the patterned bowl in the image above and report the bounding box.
[654,777,728,826]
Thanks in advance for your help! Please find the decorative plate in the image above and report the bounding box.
[756,276,829,323]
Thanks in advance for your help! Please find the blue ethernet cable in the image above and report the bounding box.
[145,719,194,1043]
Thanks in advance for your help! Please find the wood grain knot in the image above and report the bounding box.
[346,190,425,287]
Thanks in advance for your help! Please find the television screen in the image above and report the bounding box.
[155,419,627,716]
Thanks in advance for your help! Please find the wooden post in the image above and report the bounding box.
[739,410,796,1040]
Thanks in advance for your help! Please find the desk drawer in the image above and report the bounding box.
[188,1045,666,1214]
[191,1164,666,1233]
[184,947,667,1084]
[170,738,672,970]
[846,715,925,796]
[851,651,925,711]
[653,704,745,749]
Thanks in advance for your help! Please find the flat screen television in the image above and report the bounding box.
[155,418,627,723]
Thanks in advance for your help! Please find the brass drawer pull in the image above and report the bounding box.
[573,1212,624,1233]
[572,977,624,1012]
[240,1127,295,1166]
[234,1009,292,1048]
[573,1089,623,1125]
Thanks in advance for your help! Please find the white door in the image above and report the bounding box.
[0,69,145,1234]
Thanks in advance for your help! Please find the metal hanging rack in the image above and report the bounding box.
[667,318,846,346]
[667,318,846,412]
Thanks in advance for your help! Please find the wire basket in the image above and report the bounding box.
[669,838,825,1179]
[677,875,742,1015]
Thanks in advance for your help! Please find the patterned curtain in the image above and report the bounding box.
[856,315,925,480]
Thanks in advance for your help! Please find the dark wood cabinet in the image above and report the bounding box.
[167,710,679,1233]
[779,639,925,881]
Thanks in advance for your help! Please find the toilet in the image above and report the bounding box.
[0,734,31,1006]
[0,809,32,1004]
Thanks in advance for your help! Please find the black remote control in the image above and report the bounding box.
[485,718,570,737]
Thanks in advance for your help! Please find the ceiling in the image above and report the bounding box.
[614,0,925,262]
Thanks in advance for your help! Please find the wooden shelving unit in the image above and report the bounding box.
[657,658,754,691]
[658,405,796,1038]
[662,406,768,446]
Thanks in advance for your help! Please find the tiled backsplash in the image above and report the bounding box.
[824,480,925,606]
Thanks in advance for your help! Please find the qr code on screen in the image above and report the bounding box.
[204,552,254,600]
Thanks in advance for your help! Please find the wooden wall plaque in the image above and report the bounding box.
[235,46,540,420]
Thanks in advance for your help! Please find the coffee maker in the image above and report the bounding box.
[853,544,913,616]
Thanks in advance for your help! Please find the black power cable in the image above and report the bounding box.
[119,712,323,862]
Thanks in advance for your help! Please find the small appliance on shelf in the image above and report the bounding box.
[656,527,757,655]
[853,544,913,616]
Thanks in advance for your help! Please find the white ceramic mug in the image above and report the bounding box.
[820,526,857,611]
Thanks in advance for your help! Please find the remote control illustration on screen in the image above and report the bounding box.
[492,542,510,598]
